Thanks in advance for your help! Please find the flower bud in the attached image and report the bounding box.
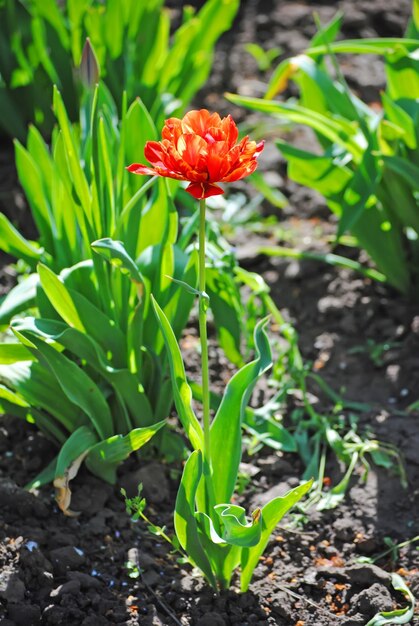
[80,38,100,88]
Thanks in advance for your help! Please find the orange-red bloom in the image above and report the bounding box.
[127,109,264,199]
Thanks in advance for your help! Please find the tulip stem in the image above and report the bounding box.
[198,198,211,472]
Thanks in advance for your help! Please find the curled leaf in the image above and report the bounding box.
[214,503,262,548]
[53,426,98,516]
[54,450,90,517]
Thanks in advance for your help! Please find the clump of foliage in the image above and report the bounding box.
[0,84,200,511]
[0,0,238,139]
[228,8,419,296]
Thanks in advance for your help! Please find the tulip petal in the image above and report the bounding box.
[177,134,208,170]
[181,109,212,135]
[185,182,224,199]
[144,141,168,168]
[221,160,258,182]
[162,117,183,143]
[207,141,232,180]
[126,163,159,176]
[222,114,239,148]
[255,140,265,155]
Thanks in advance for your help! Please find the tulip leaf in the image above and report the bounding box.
[0,383,30,407]
[86,420,166,484]
[214,504,262,548]
[306,38,419,57]
[0,273,38,327]
[225,93,363,160]
[38,263,85,332]
[12,332,113,440]
[14,139,55,251]
[365,573,415,625]
[91,237,145,284]
[0,343,34,364]
[174,450,216,587]
[0,360,80,433]
[275,140,352,198]
[0,213,44,266]
[210,318,272,504]
[151,296,203,450]
[240,479,313,591]
[53,86,91,217]
[382,156,419,193]
[206,267,244,367]
[195,511,226,545]
[11,316,153,428]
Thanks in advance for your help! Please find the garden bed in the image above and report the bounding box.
[1,1,418,625]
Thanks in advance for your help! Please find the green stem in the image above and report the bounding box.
[198,198,211,469]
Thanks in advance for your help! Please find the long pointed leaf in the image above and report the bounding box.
[240,480,313,591]
[151,296,203,450]
[210,318,272,504]
[12,332,113,440]
[0,213,44,265]
[86,420,166,483]
[0,273,38,326]
[38,263,85,331]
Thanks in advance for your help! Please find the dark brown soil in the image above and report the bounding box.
[1,1,418,625]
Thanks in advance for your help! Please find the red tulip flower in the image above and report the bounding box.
[127,109,264,199]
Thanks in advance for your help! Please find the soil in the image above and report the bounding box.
[1,1,418,625]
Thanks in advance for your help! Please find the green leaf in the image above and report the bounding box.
[38,263,85,331]
[243,408,297,452]
[337,144,381,237]
[365,573,415,625]
[124,98,157,177]
[12,332,113,440]
[174,450,217,587]
[309,11,343,48]
[53,86,91,218]
[91,237,145,284]
[382,156,419,193]
[214,504,262,548]
[206,267,243,367]
[0,383,30,407]
[0,213,44,265]
[12,316,152,427]
[117,175,158,239]
[414,0,419,31]
[386,47,419,100]
[269,54,363,121]
[64,287,127,367]
[0,343,34,364]
[210,318,272,504]
[136,179,178,256]
[306,38,419,57]
[276,140,353,198]
[226,93,364,160]
[14,136,55,251]
[86,420,166,483]
[381,93,417,150]
[151,296,203,450]
[0,274,38,326]
[194,510,242,587]
[241,479,313,591]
